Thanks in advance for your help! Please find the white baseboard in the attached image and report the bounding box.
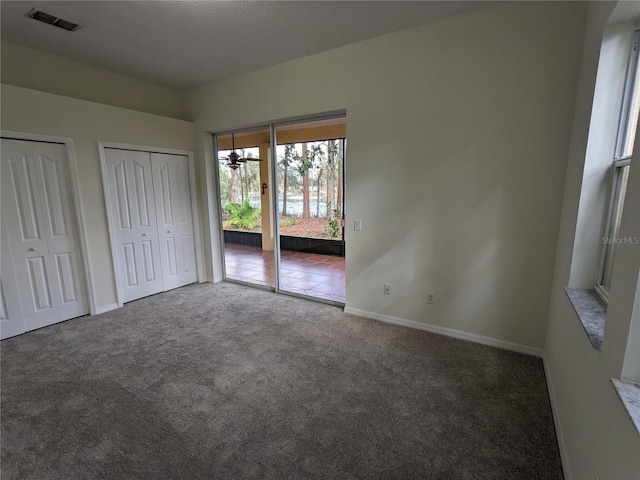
[343,307,543,357]
[543,354,572,480]
[93,303,119,315]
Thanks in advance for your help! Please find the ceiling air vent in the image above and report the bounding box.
[27,8,79,32]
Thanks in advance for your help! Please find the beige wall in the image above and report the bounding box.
[544,2,640,479]
[1,84,196,310]
[185,2,586,351]
[1,41,185,120]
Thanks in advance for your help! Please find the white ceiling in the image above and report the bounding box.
[1,1,495,90]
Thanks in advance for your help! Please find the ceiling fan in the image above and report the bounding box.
[220,133,263,170]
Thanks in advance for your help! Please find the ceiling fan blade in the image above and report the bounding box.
[220,151,262,169]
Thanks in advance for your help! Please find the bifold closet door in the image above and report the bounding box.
[1,139,88,338]
[151,153,197,291]
[104,149,163,303]
[104,149,197,303]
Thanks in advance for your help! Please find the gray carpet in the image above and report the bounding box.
[1,282,563,479]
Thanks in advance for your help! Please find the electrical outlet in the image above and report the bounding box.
[384,283,391,295]
[426,291,435,304]
[354,220,362,231]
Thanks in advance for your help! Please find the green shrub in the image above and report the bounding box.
[280,216,297,227]
[223,200,261,230]
[326,203,342,238]
[327,218,341,237]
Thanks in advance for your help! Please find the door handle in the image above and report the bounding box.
[142,233,148,236]
[29,247,37,252]
[167,230,171,234]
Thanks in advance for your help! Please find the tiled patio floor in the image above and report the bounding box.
[223,243,345,303]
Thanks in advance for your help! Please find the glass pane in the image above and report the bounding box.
[622,70,640,158]
[276,141,344,239]
[601,165,630,290]
[275,118,346,303]
[217,129,275,288]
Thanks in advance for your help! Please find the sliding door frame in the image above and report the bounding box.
[212,110,346,305]
[212,125,274,291]
[271,113,346,304]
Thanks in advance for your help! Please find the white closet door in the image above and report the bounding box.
[1,224,26,339]
[1,139,88,336]
[33,142,89,322]
[104,149,163,303]
[151,153,197,290]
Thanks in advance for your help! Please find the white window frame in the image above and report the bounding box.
[595,158,631,303]
[615,30,640,160]
[595,30,640,304]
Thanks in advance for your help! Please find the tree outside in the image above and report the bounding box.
[218,139,345,240]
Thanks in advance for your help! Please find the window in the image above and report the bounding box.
[595,30,639,304]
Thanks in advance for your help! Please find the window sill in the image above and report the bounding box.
[564,287,606,350]
[611,379,640,435]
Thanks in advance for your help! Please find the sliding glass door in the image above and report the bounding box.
[214,115,346,305]
[273,118,346,303]
[216,128,275,288]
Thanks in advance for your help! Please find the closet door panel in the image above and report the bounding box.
[104,149,163,302]
[33,142,88,320]
[2,138,89,335]
[151,153,197,291]
[1,139,59,331]
[0,277,24,339]
[0,227,25,339]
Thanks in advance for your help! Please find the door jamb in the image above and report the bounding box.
[98,141,205,308]
[1,130,97,315]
